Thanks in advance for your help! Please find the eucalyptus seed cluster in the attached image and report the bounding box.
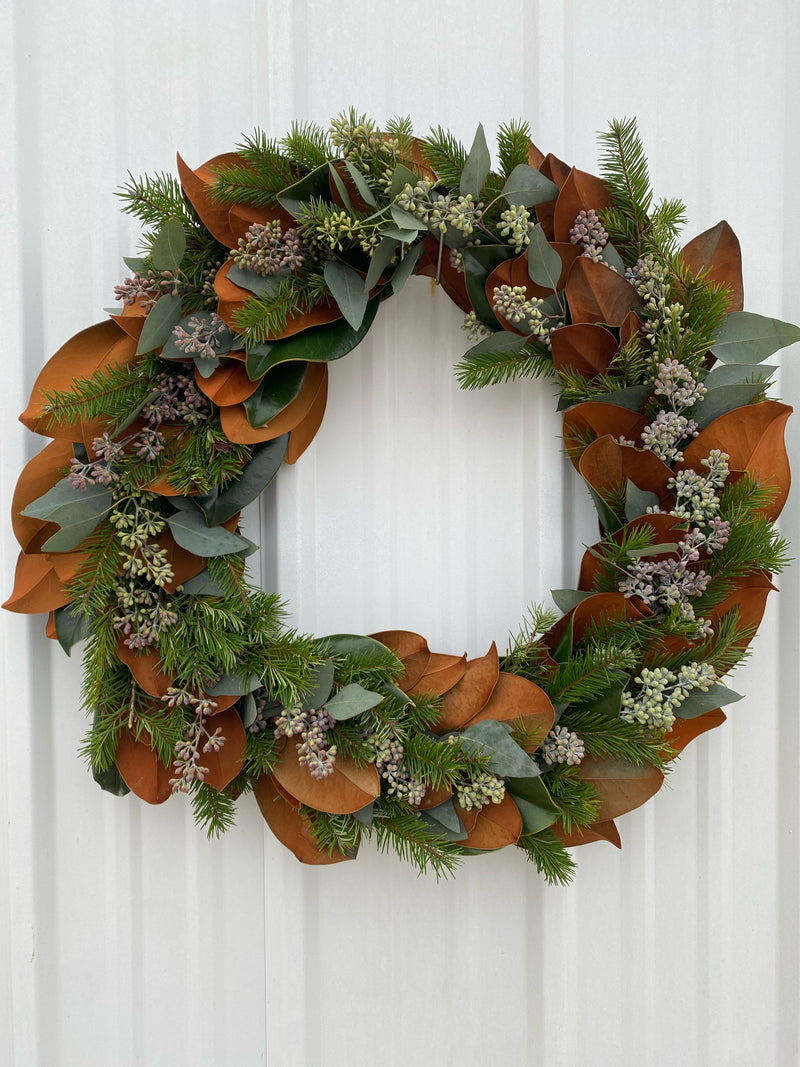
[491,284,562,347]
[329,113,400,182]
[108,487,173,587]
[311,208,379,254]
[363,731,426,806]
[625,254,687,347]
[273,705,338,781]
[668,450,729,524]
[540,725,585,766]
[639,359,707,461]
[68,428,165,491]
[461,310,490,342]
[620,662,717,731]
[619,534,713,625]
[114,268,181,308]
[455,771,506,812]
[171,312,229,361]
[164,687,224,794]
[395,179,483,238]
[231,220,306,276]
[112,582,179,650]
[141,366,211,426]
[499,204,533,253]
[569,208,609,261]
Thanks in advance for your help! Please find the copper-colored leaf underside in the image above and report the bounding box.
[682,220,743,313]
[554,818,622,849]
[454,793,523,850]
[196,360,260,406]
[551,322,620,380]
[552,167,612,243]
[2,552,73,615]
[271,741,380,815]
[664,710,727,760]
[253,773,354,864]
[564,258,641,327]
[213,259,342,339]
[463,671,554,745]
[563,404,648,468]
[434,642,500,731]
[115,729,174,805]
[578,513,689,591]
[578,435,675,509]
[12,439,75,552]
[577,756,664,822]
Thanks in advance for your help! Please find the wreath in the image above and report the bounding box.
[6,113,797,884]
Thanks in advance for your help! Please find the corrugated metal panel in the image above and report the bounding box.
[2,1,799,1064]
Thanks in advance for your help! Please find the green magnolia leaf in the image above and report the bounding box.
[709,311,800,365]
[420,799,467,841]
[226,264,286,298]
[53,603,95,655]
[243,361,308,427]
[675,682,743,720]
[462,244,518,328]
[320,633,400,662]
[352,801,375,827]
[691,382,769,428]
[703,363,776,389]
[93,760,131,797]
[389,204,428,233]
[325,682,385,721]
[460,123,491,200]
[323,260,369,330]
[193,434,289,525]
[463,330,526,361]
[551,588,594,614]
[150,217,186,273]
[552,616,575,664]
[207,671,261,696]
[389,163,420,198]
[500,164,558,208]
[527,223,563,290]
[505,776,559,834]
[301,660,336,712]
[23,478,112,552]
[179,569,230,596]
[241,693,258,729]
[123,256,148,274]
[244,297,380,378]
[577,682,625,719]
[166,506,250,557]
[344,161,377,207]
[389,242,424,295]
[136,294,183,355]
[458,719,540,778]
[364,236,398,292]
[587,485,623,534]
[277,162,332,217]
[625,479,661,521]
[328,163,353,212]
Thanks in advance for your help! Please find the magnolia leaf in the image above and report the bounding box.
[587,485,623,534]
[577,683,625,719]
[207,671,260,696]
[193,434,289,526]
[328,162,352,212]
[625,479,661,521]
[166,507,250,557]
[241,693,258,730]
[463,330,527,361]
[179,569,230,596]
[420,799,467,841]
[92,759,131,797]
[53,603,95,655]
[277,162,332,217]
[457,719,540,778]
[710,311,800,364]
[675,682,743,720]
[692,382,769,428]
[344,161,377,207]
[626,542,683,558]
[505,776,559,834]
[527,224,563,291]
[364,236,397,292]
[390,242,424,295]
[551,588,594,613]
[326,682,385,721]
[301,660,336,712]
[460,123,491,200]
[151,217,186,273]
[352,801,375,827]
[244,361,309,427]
[500,164,558,208]
[551,615,575,664]
[136,294,182,355]
[462,244,518,328]
[389,204,428,232]
[703,363,776,389]
[320,633,397,659]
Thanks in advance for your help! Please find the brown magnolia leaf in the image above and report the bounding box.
[285,366,329,463]
[551,323,620,380]
[705,570,777,650]
[370,629,428,660]
[552,167,612,242]
[201,706,247,791]
[678,401,792,521]
[486,245,580,315]
[45,611,58,640]
[12,439,75,552]
[155,529,208,591]
[115,729,174,804]
[47,550,90,584]
[20,321,138,440]
[396,649,433,692]
[434,643,500,731]
[195,360,260,406]
[619,309,642,347]
[553,819,621,849]
[541,153,571,189]
[253,774,354,864]
[219,362,328,446]
[454,793,523,850]
[271,742,380,815]
[563,404,648,467]
[577,756,664,822]
[682,220,743,312]
[108,297,148,341]
[408,652,468,697]
[2,552,72,615]
[664,710,727,760]
[228,201,296,244]
[534,198,557,241]
[416,236,472,312]
[176,151,243,248]
[527,139,546,170]
[116,641,175,698]
[578,435,675,508]
[213,259,342,338]
[564,258,641,327]
[416,783,453,810]
[464,671,554,748]
[545,592,649,653]
[578,513,689,591]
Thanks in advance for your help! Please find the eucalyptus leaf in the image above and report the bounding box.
[381,680,415,708]
[675,682,743,720]
[576,682,625,719]
[551,588,594,614]
[328,163,352,212]
[225,264,286,298]
[625,479,661,521]
[458,719,541,778]
[344,161,377,207]
[320,633,399,660]
[243,361,308,428]
[389,242,424,295]
[461,244,518,328]
[691,382,770,428]
[527,223,563,290]
[244,298,379,378]
[23,478,112,552]
[166,507,250,557]
[625,542,681,558]
[500,164,558,208]
[151,217,186,273]
[601,242,627,274]
[136,294,182,355]
[241,693,258,730]
[193,434,289,525]
[379,224,419,244]
[389,163,420,198]
[463,330,526,360]
[301,660,336,713]
[207,671,261,696]
[389,204,428,233]
[709,311,800,364]
[577,385,650,413]
[364,236,398,292]
[53,603,95,655]
[420,799,467,841]
[552,616,574,664]
[123,256,148,274]
[194,355,220,379]
[703,363,776,389]
[325,682,385,721]
[179,569,231,596]
[323,260,369,330]
[460,123,491,200]
[277,162,332,217]
[506,778,559,834]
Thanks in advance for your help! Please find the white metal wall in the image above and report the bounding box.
[2,2,799,1064]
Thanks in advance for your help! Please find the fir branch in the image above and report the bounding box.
[542,765,601,832]
[41,357,162,433]
[117,172,199,231]
[455,341,554,390]
[560,708,667,768]
[280,121,331,170]
[503,603,560,679]
[210,129,299,206]
[401,733,492,791]
[191,781,238,837]
[497,119,533,178]
[230,274,318,346]
[543,644,636,705]
[370,797,463,878]
[516,828,577,886]
[303,809,362,858]
[421,126,467,187]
